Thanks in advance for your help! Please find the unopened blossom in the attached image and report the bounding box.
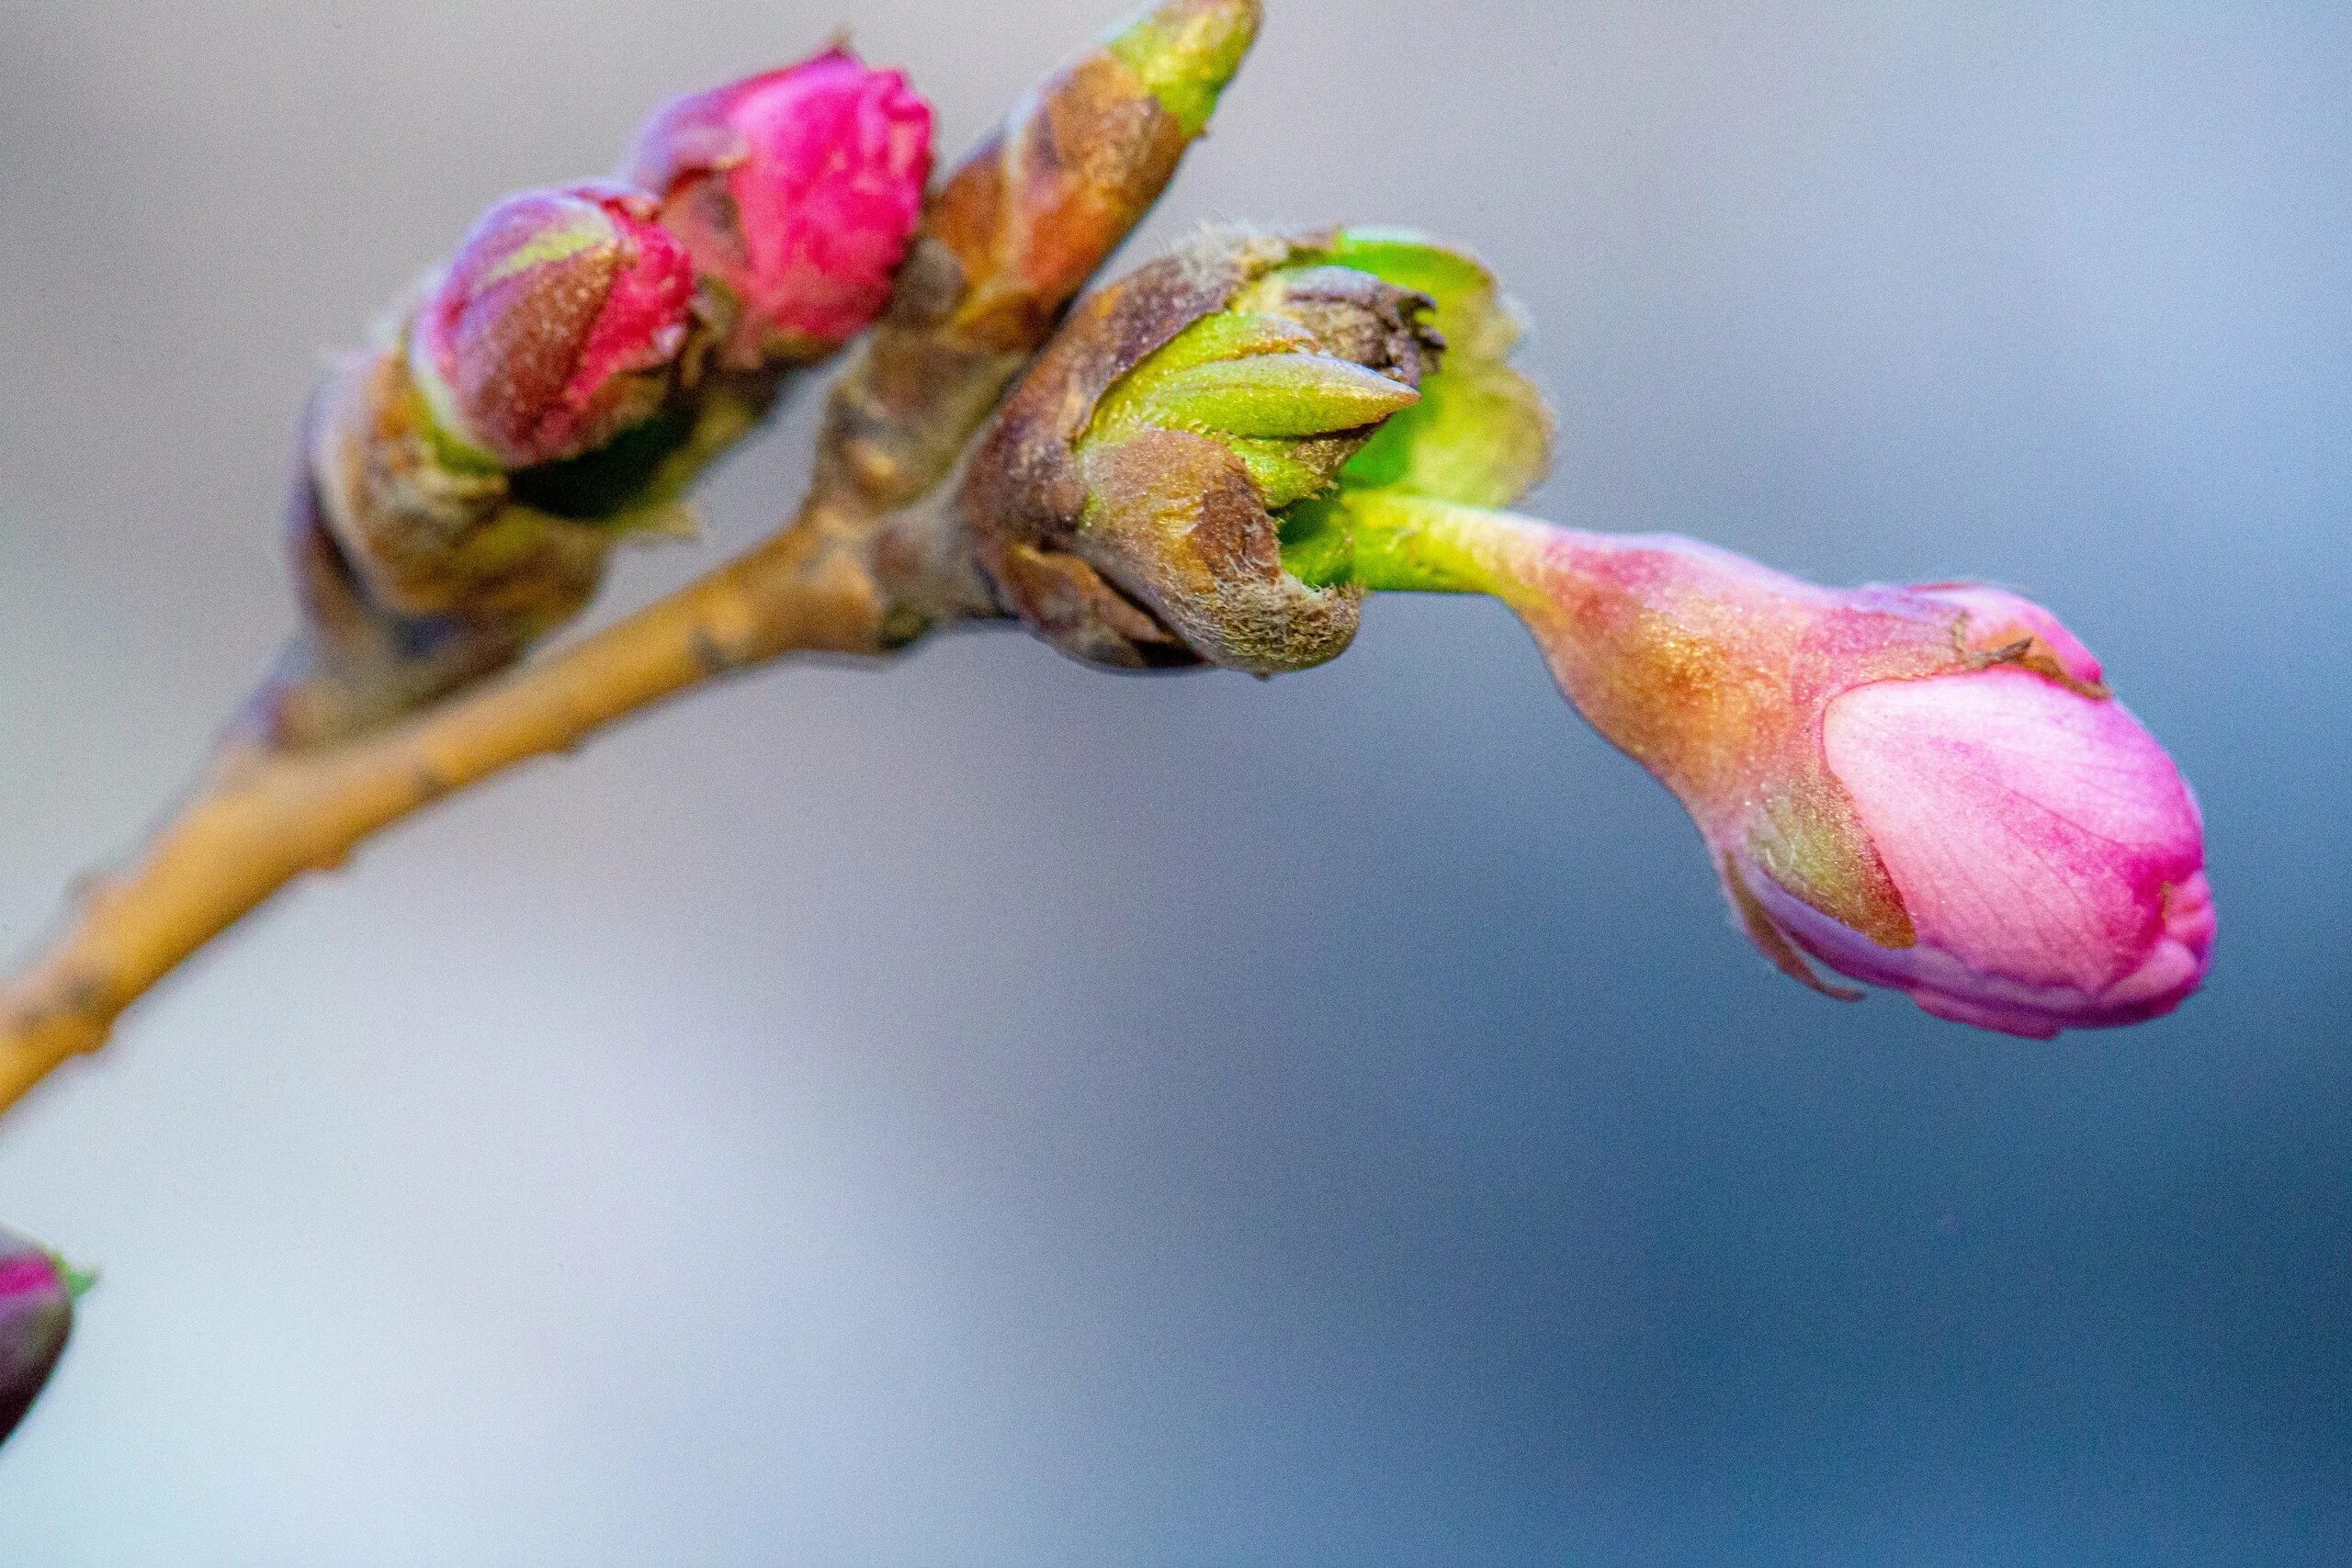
[1738,580,2212,1037]
[408,184,696,470]
[0,1228,77,1445]
[1327,512,2214,1039]
[623,50,933,366]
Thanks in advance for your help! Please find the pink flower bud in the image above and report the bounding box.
[0,1230,76,1445]
[620,50,933,365]
[409,184,696,470]
[1479,525,2213,1038]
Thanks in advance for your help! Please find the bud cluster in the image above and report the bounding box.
[0,5,2239,1480]
[54,0,2211,1190]
[277,49,935,745]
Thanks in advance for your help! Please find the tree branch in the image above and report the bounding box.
[0,0,1262,1122]
[0,504,929,1116]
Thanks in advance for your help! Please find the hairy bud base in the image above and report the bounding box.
[967,227,1557,676]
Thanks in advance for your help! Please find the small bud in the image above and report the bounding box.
[969,229,1508,674]
[921,0,1261,354]
[409,184,696,471]
[0,1228,79,1446]
[1339,505,2213,1038]
[1104,0,1261,137]
[622,51,933,367]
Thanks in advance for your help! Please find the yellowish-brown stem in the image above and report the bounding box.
[0,515,898,1119]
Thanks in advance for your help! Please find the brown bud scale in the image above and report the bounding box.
[965,230,1444,674]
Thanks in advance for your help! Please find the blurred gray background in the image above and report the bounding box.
[0,2,2346,1563]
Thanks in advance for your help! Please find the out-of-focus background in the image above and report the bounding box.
[0,1,2345,1562]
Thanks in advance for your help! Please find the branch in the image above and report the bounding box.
[0,0,1261,1121]
[0,505,913,1116]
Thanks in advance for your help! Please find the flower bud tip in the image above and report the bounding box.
[622,50,933,364]
[54,1256,97,1302]
[1106,0,1261,137]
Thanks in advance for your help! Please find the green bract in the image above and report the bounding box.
[1104,0,1261,137]
[1082,276,1425,512]
[1276,231,1556,588]
[971,228,1554,677]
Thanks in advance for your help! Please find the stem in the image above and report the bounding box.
[1283,489,1554,597]
[0,513,907,1120]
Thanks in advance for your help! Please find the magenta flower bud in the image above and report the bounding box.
[0,1228,77,1445]
[621,50,933,366]
[1352,512,2213,1038]
[409,183,697,470]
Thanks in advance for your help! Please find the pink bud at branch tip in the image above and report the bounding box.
[1362,506,2214,1039]
[622,50,934,365]
[411,184,696,470]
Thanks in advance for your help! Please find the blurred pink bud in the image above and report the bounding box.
[621,50,933,363]
[1495,529,2211,1039]
[410,183,696,469]
[0,1229,75,1445]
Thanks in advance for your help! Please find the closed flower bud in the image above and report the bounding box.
[967,229,1548,675]
[1332,506,2213,1038]
[0,1228,80,1446]
[622,51,933,367]
[409,184,696,471]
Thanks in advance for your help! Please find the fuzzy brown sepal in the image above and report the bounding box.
[964,230,1441,674]
[253,471,542,750]
[309,346,614,625]
[281,321,804,747]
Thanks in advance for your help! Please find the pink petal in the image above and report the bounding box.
[1815,667,2211,1031]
